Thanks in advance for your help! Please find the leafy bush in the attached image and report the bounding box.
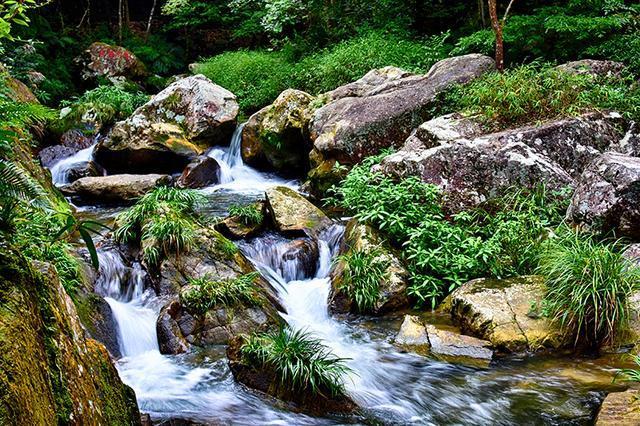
[537,228,640,348]
[328,154,567,306]
[228,203,263,226]
[241,327,351,397]
[114,187,204,266]
[336,248,388,313]
[181,272,261,314]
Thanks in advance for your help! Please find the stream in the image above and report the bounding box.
[50,127,628,425]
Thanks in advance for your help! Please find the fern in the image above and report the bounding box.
[0,159,50,230]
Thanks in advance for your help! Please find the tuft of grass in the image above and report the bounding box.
[114,187,204,266]
[228,203,263,227]
[537,227,640,348]
[336,247,388,313]
[616,355,640,384]
[181,272,261,315]
[241,327,352,398]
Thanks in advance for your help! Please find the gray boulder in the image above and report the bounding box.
[60,174,171,204]
[176,156,220,189]
[567,153,640,239]
[265,186,332,237]
[557,59,625,79]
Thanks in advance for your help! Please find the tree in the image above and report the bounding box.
[0,0,51,40]
[487,0,516,72]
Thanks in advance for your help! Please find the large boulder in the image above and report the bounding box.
[557,59,625,79]
[0,247,140,425]
[176,156,220,189]
[95,75,239,174]
[241,89,315,173]
[324,66,415,101]
[596,390,640,425]
[443,276,565,353]
[306,54,495,195]
[567,153,640,239]
[60,174,171,204]
[265,186,332,237]
[75,42,147,81]
[329,219,409,315]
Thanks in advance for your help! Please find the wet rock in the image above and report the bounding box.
[557,59,626,79]
[60,174,171,205]
[95,75,238,174]
[75,41,147,81]
[330,219,409,315]
[74,292,121,358]
[324,66,415,101]
[395,315,430,349]
[596,390,640,425]
[567,153,640,239]
[176,156,220,189]
[215,203,265,240]
[306,54,495,195]
[38,145,78,168]
[157,300,190,354]
[444,276,564,353]
[241,89,314,173]
[62,160,103,183]
[265,186,332,237]
[0,247,140,424]
[282,238,320,279]
[227,337,358,416]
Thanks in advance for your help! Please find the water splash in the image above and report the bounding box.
[49,143,97,186]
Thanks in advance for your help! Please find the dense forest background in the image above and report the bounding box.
[2,0,638,109]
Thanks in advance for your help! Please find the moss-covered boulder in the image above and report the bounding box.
[0,247,140,425]
[329,219,409,315]
[241,89,314,173]
[443,276,565,353]
[265,186,331,238]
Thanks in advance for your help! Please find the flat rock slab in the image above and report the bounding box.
[596,390,640,425]
[444,276,564,353]
[265,186,331,237]
[60,174,171,204]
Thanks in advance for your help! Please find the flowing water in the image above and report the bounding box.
[65,125,628,424]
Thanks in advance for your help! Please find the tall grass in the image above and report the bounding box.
[336,247,388,312]
[228,203,264,227]
[537,228,640,348]
[181,272,261,314]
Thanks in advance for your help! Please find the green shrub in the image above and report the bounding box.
[114,187,204,266]
[336,248,388,313]
[328,154,567,306]
[181,272,261,314]
[228,203,263,226]
[537,228,640,348]
[241,327,351,397]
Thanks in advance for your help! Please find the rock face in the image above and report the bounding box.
[60,174,171,204]
[176,156,220,188]
[557,59,625,79]
[377,112,626,212]
[265,186,332,237]
[306,54,495,194]
[596,390,640,425]
[153,227,283,353]
[395,315,493,362]
[444,276,564,353]
[95,75,238,174]
[227,337,358,416]
[567,153,640,239]
[241,89,315,173]
[75,42,147,81]
[324,66,414,101]
[0,247,140,425]
[329,219,409,315]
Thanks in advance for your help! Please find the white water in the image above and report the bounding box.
[49,143,97,186]
[205,124,298,194]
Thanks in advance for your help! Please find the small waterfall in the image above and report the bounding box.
[49,143,97,186]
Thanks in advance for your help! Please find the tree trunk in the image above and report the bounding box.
[146,0,158,37]
[487,0,504,72]
[118,0,123,42]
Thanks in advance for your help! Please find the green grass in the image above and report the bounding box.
[336,247,388,313]
[181,272,261,315]
[537,227,640,348]
[228,203,264,227]
[114,187,205,266]
[241,327,351,397]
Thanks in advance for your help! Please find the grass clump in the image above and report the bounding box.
[445,63,640,130]
[241,327,351,397]
[537,228,640,348]
[181,272,261,315]
[327,153,568,307]
[114,187,204,266]
[228,203,264,227]
[336,248,388,313]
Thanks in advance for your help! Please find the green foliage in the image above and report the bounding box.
[0,0,50,40]
[537,227,640,348]
[228,203,264,226]
[336,247,388,313]
[114,187,204,266]
[0,158,49,230]
[241,327,351,397]
[328,154,568,306]
[181,272,261,314]
[445,64,640,130]
[58,85,148,132]
[615,355,640,383]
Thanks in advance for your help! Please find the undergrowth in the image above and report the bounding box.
[181,272,261,314]
[336,247,388,312]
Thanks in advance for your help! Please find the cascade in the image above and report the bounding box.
[49,143,98,186]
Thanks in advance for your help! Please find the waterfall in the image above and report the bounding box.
[49,143,97,186]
